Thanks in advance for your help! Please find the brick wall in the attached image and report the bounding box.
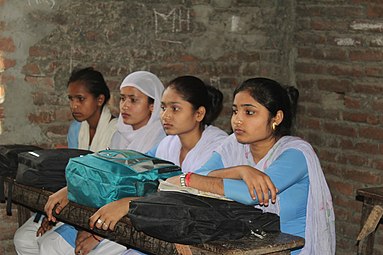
[0,1,294,254]
[295,1,383,254]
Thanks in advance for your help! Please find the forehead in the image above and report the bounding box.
[233,91,258,105]
[161,87,186,103]
[120,86,147,98]
[67,81,90,95]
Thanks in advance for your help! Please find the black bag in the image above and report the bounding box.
[15,148,92,192]
[0,144,42,214]
[5,148,92,216]
[128,191,280,244]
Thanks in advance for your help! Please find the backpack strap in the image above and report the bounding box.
[6,179,13,216]
[0,176,5,203]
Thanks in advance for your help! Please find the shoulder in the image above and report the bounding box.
[69,120,81,130]
[203,125,228,138]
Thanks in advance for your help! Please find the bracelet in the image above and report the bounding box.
[180,173,186,187]
[92,234,102,242]
[185,172,193,187]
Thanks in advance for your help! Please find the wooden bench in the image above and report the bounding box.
[356,186,383,255]
[6,179,305,255]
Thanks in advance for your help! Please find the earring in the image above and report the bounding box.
[272,122,277,131]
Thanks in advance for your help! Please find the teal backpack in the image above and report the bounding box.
[66,149,182,208]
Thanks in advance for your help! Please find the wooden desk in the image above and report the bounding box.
[6,179,305,255]
[356,186,383,255]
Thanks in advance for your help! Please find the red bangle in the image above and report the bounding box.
[92,234,102,242]
[185,172,193,187]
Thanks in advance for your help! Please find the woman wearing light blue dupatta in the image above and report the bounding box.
[167,77,336,255]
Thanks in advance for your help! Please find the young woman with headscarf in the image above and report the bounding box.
[37,71,166,255]
[84,76,228,255]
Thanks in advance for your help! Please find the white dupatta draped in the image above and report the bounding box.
[155,125,228,172]
[78,106,117,152]
[110,71,166,152]
[216,135,336,255]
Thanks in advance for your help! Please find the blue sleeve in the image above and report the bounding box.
[194,152,225,175]
[67,120,81,149]
[145,144,158,157]
[224,149,307,205]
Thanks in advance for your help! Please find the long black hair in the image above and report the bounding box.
[233,77,299,137]
[167,76,223,126]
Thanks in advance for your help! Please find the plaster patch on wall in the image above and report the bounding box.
[210,76,221,88]
[321,92,344,110]
[350,22,383,31]
[371,37,383,46]
[231,16,240,32]
[27,0,56,9]
[334,37,360,46]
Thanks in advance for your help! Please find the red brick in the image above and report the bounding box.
[344,96,361,109]
[333,195,362,215]
[85,31,98,41]
[297,5,365,18]
[0,37,15,52]
[310,19,349,31]
[353,82,383,94]
[46,124,69,136]
[344,170,381,185]
[349,50,383,61]
[28,111,55,124]
[303,105,339,120]
[295,32,327,45]
[317,78,351,93]
[24,76,54,91]
[359,126,383,140]
[317,149,338,163]
[374,159,383,170]
[29,46,58,58]
[372,99,383,111]
[343,111,379,124]
[54,108,73,121]
[295,62,326,75]
[365,66,383,77]
[0,58,16,70]
[367,5,383,17]
[179,54,199,62]
[297,48,313,59]
[299,117,321,129]
[0,73,15,84]
[327,179,354,196]
[22,63,41,75]
[312,48,348,61]
[323,122,357,137]
[327,64,364,77]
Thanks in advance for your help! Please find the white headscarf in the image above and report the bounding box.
[110,71,166,152]
[78,106,117,152]
[155,125,228,172]
[216,135,336,254]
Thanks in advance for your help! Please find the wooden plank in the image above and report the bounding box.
[6,179,305,255]
[356,187,383,255]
